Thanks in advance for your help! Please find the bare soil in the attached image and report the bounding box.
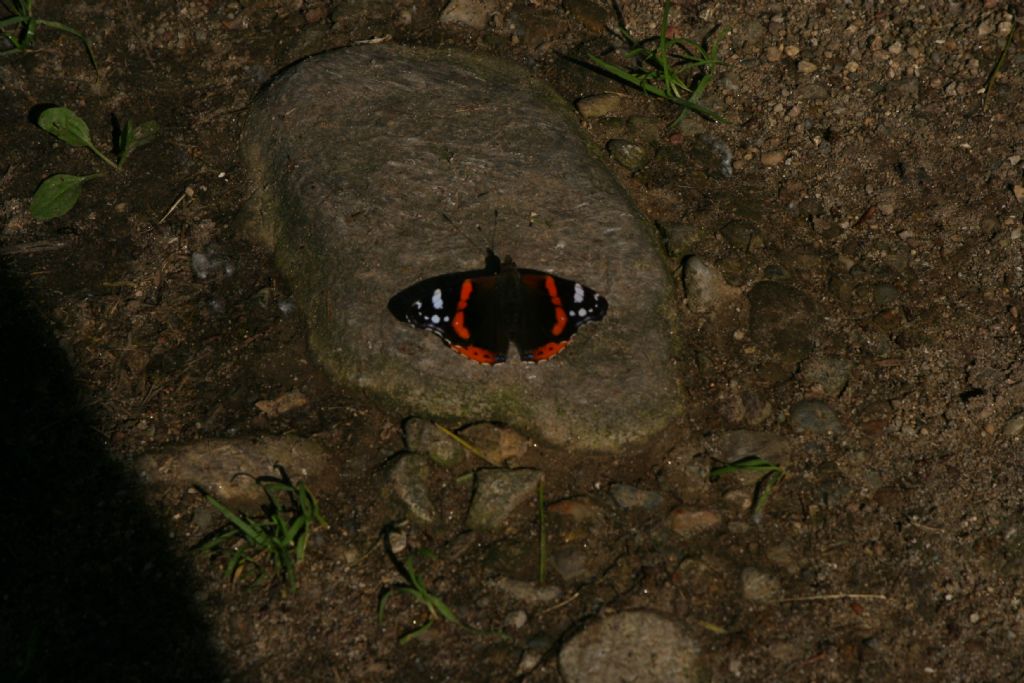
[3,1,1024,681]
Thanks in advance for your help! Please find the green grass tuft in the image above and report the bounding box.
[378,550,468,644]
[196,468,327,592]
[0,0,95,67]
[589,2,726,126]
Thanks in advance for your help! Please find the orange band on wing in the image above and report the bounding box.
[543,276,568,336]
[527,340,569,362]
[452,344,500,364]
[450,279,474,341]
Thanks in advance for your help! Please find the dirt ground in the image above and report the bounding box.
[3,0,1024,681]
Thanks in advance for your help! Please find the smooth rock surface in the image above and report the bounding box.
[240,44,680,451]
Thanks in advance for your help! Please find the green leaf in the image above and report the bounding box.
[37,107,93,147]
[118,119,158,167]
[29,173,97,220]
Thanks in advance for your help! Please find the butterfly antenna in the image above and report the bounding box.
[440,212,487,254]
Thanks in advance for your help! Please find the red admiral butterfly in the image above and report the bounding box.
[388,250,608,364]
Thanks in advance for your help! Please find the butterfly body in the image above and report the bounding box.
[388,250,608,364]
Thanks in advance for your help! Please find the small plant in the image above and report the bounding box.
[378,550,468,644]
[0,0,95,67]
[197,468,327,591]
[589,2,725,126]
[30,106,158,220]
[710,456,784,520]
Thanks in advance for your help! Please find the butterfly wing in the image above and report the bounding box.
[513,270,608,362]
[388,271,510,365]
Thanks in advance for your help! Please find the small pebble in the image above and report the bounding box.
[668,508,723,538]
[606,139,649,171]
[1002,413,1024,437]
[505,609,528,630]
[576,93,625,118]
[741,567,782,602]
[790,399,843,435]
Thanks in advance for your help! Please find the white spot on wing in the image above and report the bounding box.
[578,307,588,317]
[413,300,422,310]
[573,283,585,304]
[432,289,443,310]
[430,314,440,324]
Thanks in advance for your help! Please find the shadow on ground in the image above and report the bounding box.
[0,263,222,681]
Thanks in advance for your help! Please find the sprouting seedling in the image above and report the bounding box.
[196,468,327,592]
[378,550,468,644]
[981,22,1017,112]
[0,0,96,68]
[709,456,785,521]
[588,1,726,126]
[31,106,158,220]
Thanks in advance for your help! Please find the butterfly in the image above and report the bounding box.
[388,250,608,364]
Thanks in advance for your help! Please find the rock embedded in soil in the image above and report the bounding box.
[490,577,563,605]
[466,468,542,531]
[389,453,438,524]
[606,139,650,171]
[718,429,792,465]
[741,567,782,603]
[683,256,740,313]
[403,417,463,466]
[457,422,530,465]
[240,44,681,451]
[790,399,843,435]
[137,436,331,508]
[668,507,723,539]
[575,93,625,118]
[559,610,703,683]
[439,0,496,29]
[610,483,665,510]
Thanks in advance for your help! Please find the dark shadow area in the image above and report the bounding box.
[0,263,223,681]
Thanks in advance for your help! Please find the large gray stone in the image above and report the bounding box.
[240,44,680,450]
[559,610,703,683]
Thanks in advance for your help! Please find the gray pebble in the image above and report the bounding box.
[403,417,463,466]
[575,93,625,118]
[668,508,723,538]
[389,454,437,524]
[610,484,665,510]
[466,468,542,531]
[718,429,792,465]
[741,567,782,602]
[683,256,740,312]
[606,139,650,171]
[457,423,529,465]
[439,0,497,29]
[490,577,563,605]
[790,399,843,435]
[1003,412,1024,437]
[799,356,852,397]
